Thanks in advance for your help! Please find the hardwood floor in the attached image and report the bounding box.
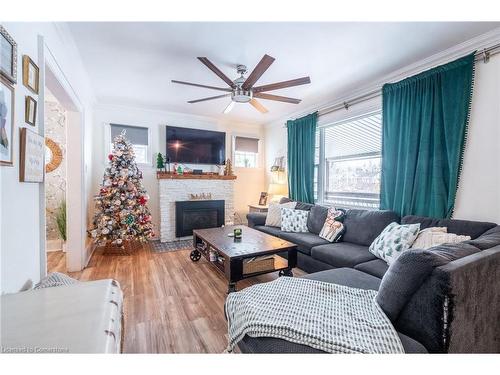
[47,245,305,353]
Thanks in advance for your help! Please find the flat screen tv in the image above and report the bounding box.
[166,126,226,165]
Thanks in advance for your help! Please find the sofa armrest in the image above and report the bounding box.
[247,212,267,228]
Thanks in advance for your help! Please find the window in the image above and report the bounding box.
[315,111,382,209]
[109,124,150,164]
[233,136,259,168]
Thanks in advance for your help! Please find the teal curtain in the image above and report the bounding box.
[287,112,318,203]
[380,53,475,218]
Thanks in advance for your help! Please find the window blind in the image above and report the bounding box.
[324,112,382,159]
[110,124,149,145]
[234,136,259,153]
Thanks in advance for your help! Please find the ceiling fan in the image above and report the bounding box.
[172,54,311,114]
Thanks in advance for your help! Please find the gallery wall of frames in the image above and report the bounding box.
[1,25,44,181]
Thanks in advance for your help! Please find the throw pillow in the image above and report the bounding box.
[280,207,309,233]
[369,222,421,265]
[265,201,297,227]
[319,207,346,242]
[411,227,471,249]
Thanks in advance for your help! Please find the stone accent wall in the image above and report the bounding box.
[159,179,235,242]
[45,98,67,241]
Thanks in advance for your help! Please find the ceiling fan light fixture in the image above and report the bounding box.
[231,88,253,103]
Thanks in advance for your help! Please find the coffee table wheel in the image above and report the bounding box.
[279,269,293,277]
[190,249,202,262]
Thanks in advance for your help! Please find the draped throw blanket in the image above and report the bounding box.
[287,112,317,203]
[225,277,404,354]
[380,53,475,218]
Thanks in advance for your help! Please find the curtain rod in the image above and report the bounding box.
[294,44,500,121]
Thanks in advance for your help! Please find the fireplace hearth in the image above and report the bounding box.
[175,200,225,238]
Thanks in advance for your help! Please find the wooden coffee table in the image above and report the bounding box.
[191,226,297,293]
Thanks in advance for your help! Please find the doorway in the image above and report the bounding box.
[40,39,87,276]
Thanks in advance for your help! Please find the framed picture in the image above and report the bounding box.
[0,76,14,166]
[25,96,37,126]
[19,127,45,182]
[0,25,17,84]
[23,55,39,94]
[258,191,268,206]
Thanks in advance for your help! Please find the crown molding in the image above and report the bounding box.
[265,27,500,126]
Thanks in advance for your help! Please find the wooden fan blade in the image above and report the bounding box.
[197,57,236,88]
[171,80,232,92]
[253,76,311,93]
[253,92,301,104]
[249,99,269,114]
[223,101,235,114]
[242,54,275,90]
[188,94,231,104]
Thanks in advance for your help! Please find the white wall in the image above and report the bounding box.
[91,104,267,234]
[0,23,94,293]
[265,57,500,223]
[454,54,500,223]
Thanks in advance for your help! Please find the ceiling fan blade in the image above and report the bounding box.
[249,99,269,114]
[171,80,232,92]
[253,76,311,93]
[197,57,236,88]
[253,92,301,104]
[188,94,231,104]
[242,54,275,90]
[223,101,235,114]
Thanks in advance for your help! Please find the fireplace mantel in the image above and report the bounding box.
[157,172,237,180]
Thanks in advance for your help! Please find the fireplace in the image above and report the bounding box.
[175,200,225,237]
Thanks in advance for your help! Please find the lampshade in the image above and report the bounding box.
[268,183,287,196]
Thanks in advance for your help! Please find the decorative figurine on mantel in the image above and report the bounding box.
[224,158,233,176]
[156,153,165,172]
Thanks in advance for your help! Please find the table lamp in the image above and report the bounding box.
[268,183,287,203]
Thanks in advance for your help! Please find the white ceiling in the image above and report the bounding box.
[67,22,499,125]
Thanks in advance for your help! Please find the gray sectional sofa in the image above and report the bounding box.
[245,200,500,353]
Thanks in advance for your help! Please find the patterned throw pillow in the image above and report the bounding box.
[319,207,346,242]
[265,201,297,227]
[411,227,471,249]
[280,207,309,233]
[369,222,421,265]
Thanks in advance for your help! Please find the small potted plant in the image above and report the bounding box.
[56,200,67,252]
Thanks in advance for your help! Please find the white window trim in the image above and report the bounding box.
[316,109,382,209]
[231,134,261,169]
[105,123,152,166]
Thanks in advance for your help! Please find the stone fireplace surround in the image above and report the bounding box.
[158,175,235,242]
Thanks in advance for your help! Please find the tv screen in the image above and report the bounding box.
[166,126,226,165]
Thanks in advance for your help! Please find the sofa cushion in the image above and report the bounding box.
[311,242,377,268]
[307,205,329,234]
[401,215,496,239]
[464,225,500,250]
[238,332,428,353]
[254,225,283,239]
[343,209,400,246]
[279,232,330,255]
[354,259,389,279]
[302,267,381,291]
[279,197,314,211]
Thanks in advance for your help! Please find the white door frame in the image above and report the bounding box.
[38,35,87,276]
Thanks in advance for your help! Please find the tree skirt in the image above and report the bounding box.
[149,239,193,253]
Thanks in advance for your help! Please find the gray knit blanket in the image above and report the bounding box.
[225,277,404,353]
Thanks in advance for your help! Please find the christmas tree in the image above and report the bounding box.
[156,152,165,171]
[90,131,154,247]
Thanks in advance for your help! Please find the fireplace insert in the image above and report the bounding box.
[175,200,225,237]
